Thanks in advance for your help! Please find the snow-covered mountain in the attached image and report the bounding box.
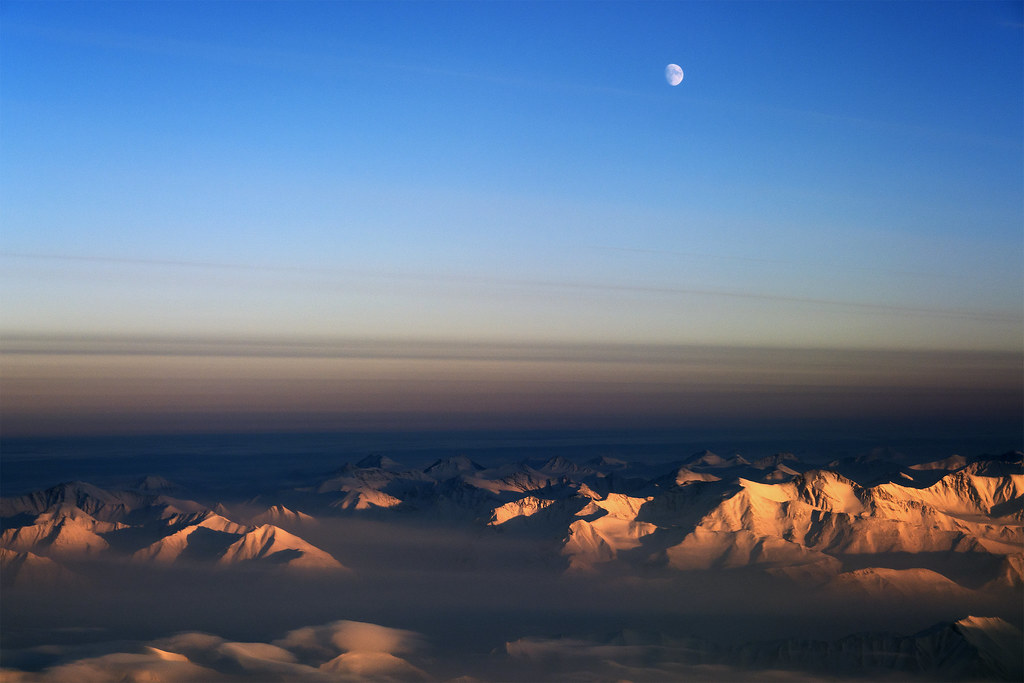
[0,481,152,521]
[218,448,1023,592]
[131,475,178,493]
[217,524,347,570]
[249,504,317,527]
[2,449,1020,590]
[1,447,1020,682]
[0,505,124,558]
[1,481,345,574]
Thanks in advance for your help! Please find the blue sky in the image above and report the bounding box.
[1,1,1021,434]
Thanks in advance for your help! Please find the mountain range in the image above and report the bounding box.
[2,447,1020,680]
[3,450,1021,587]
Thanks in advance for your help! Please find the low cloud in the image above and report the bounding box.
[273,619,423,663]
[8,619,432,683]
[329,621,422,656]
[21,651,221,683]
[505,634,849,682]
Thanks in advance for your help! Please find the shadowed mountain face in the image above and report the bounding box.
[1,445,1021,681]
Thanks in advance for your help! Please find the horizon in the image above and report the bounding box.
[2,334,1020,436]
[2,1,1022,439]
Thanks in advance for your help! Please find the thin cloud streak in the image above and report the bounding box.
[591,245,946,280]
[2,332,1022,370]
[2,252,1017,324]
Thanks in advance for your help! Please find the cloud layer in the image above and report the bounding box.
[5,620,430,683]
[2,335,1019,435]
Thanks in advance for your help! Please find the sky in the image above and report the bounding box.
[1,1,1021,435]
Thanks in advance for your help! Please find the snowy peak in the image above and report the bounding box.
[562,492,657,571]
[985,554,1024,590]
[132,523,239,564]
[131,511,251,564]
[489,496,559,526]
[131,517,343,571]
[793,470,866,515]
[217,524,347,571]
[535,456,592,476]
[589,492,652,520]
[683,450,729,468]
[585,456,629,470]
[161,510,246,534]
[960,451,1023,478]
[750,452,801,469]
[423,456,484,480]
[668,450,793,486]
[910,454,971,471]
[131,475,178,492]
[874,469,1024,519]
[0,481,149,521]
[31,504,126,533]
[674,467,721,486]
[329,489,403,511]
[317,467,401,494]
[480,466,561,494]
[0,508,117,558]
[250,505,316,527]
[954,616,1024,681]
[354,454,404,471]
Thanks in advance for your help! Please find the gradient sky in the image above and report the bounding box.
[1,1,1021,435]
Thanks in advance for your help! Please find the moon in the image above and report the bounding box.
[665,63,684,86]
